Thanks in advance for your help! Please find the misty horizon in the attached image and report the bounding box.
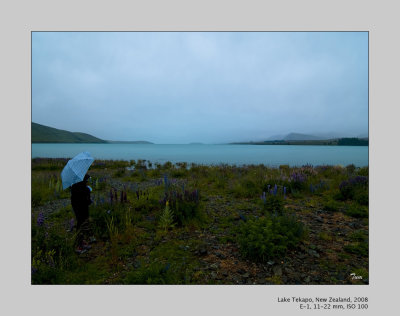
[32,121,368,144]
[32,32,368,144]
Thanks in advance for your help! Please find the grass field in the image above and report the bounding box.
[31,158,368,285]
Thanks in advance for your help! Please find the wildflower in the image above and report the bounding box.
[261,191,266,203]
[109,189,114,203]
[164,174,169,190]
[68,218,75,231]
[37,212,45,227]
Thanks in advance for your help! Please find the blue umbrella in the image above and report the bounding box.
[61,152,94,189]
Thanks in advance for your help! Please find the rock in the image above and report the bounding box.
[210,263,219,270]
[216,252,226,259]
[308,250,320,258]
[284,267,294,274]
[133,261,141,269]
[336,273,345,281]
[242,273,250,278]
[273,266,282,276]
[298,253,307,259]
[232,276,241,284]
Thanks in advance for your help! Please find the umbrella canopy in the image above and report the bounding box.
[61,152,94,190]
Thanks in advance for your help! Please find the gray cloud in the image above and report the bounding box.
[32,32,368,143]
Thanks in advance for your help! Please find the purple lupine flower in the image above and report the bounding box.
[37,212,45,227]
[290,172,307,184]
[339,180,349,190]
[164,174,169,190]
[349,176,368,186]
[283,187,287,199]
[109,189,114,203]
[68,218,75,231]
[273,184,278,196]
[261,191,266,203]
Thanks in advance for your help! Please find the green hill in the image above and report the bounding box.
[32,122,106,143]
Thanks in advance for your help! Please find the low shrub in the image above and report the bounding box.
[338,176,368,201]
[236,214,306,262]
[124,261,176,284]
[354,189,369,206]
[232,178,258,198]
[349,230,368,242]
[356,167,369,177]
[161,189,201,226]
[345,205,368,218]
[262,195,284,215]
[323,199,341,212]
[344,241,368,257]
[346,164,356,174]
[31,218,77,284]
[289,172,307,191]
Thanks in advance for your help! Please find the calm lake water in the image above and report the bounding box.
[31,143,368,167]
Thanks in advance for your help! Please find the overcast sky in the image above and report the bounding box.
[32,32,368,143]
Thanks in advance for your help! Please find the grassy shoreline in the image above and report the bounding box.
[31,158,368,285]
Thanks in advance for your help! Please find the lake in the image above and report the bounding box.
[31,143,368,167]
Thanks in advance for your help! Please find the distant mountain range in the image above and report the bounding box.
[265,132,368,141]
[31,123,153,144]
[230,131,368,146]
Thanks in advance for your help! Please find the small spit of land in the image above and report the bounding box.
[32,159,368,285]
[230,138,368,146]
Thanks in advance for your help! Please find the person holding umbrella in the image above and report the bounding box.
[71,173,92,252]
[61,152,94,253]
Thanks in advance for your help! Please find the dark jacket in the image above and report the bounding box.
[71,181,92,210]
